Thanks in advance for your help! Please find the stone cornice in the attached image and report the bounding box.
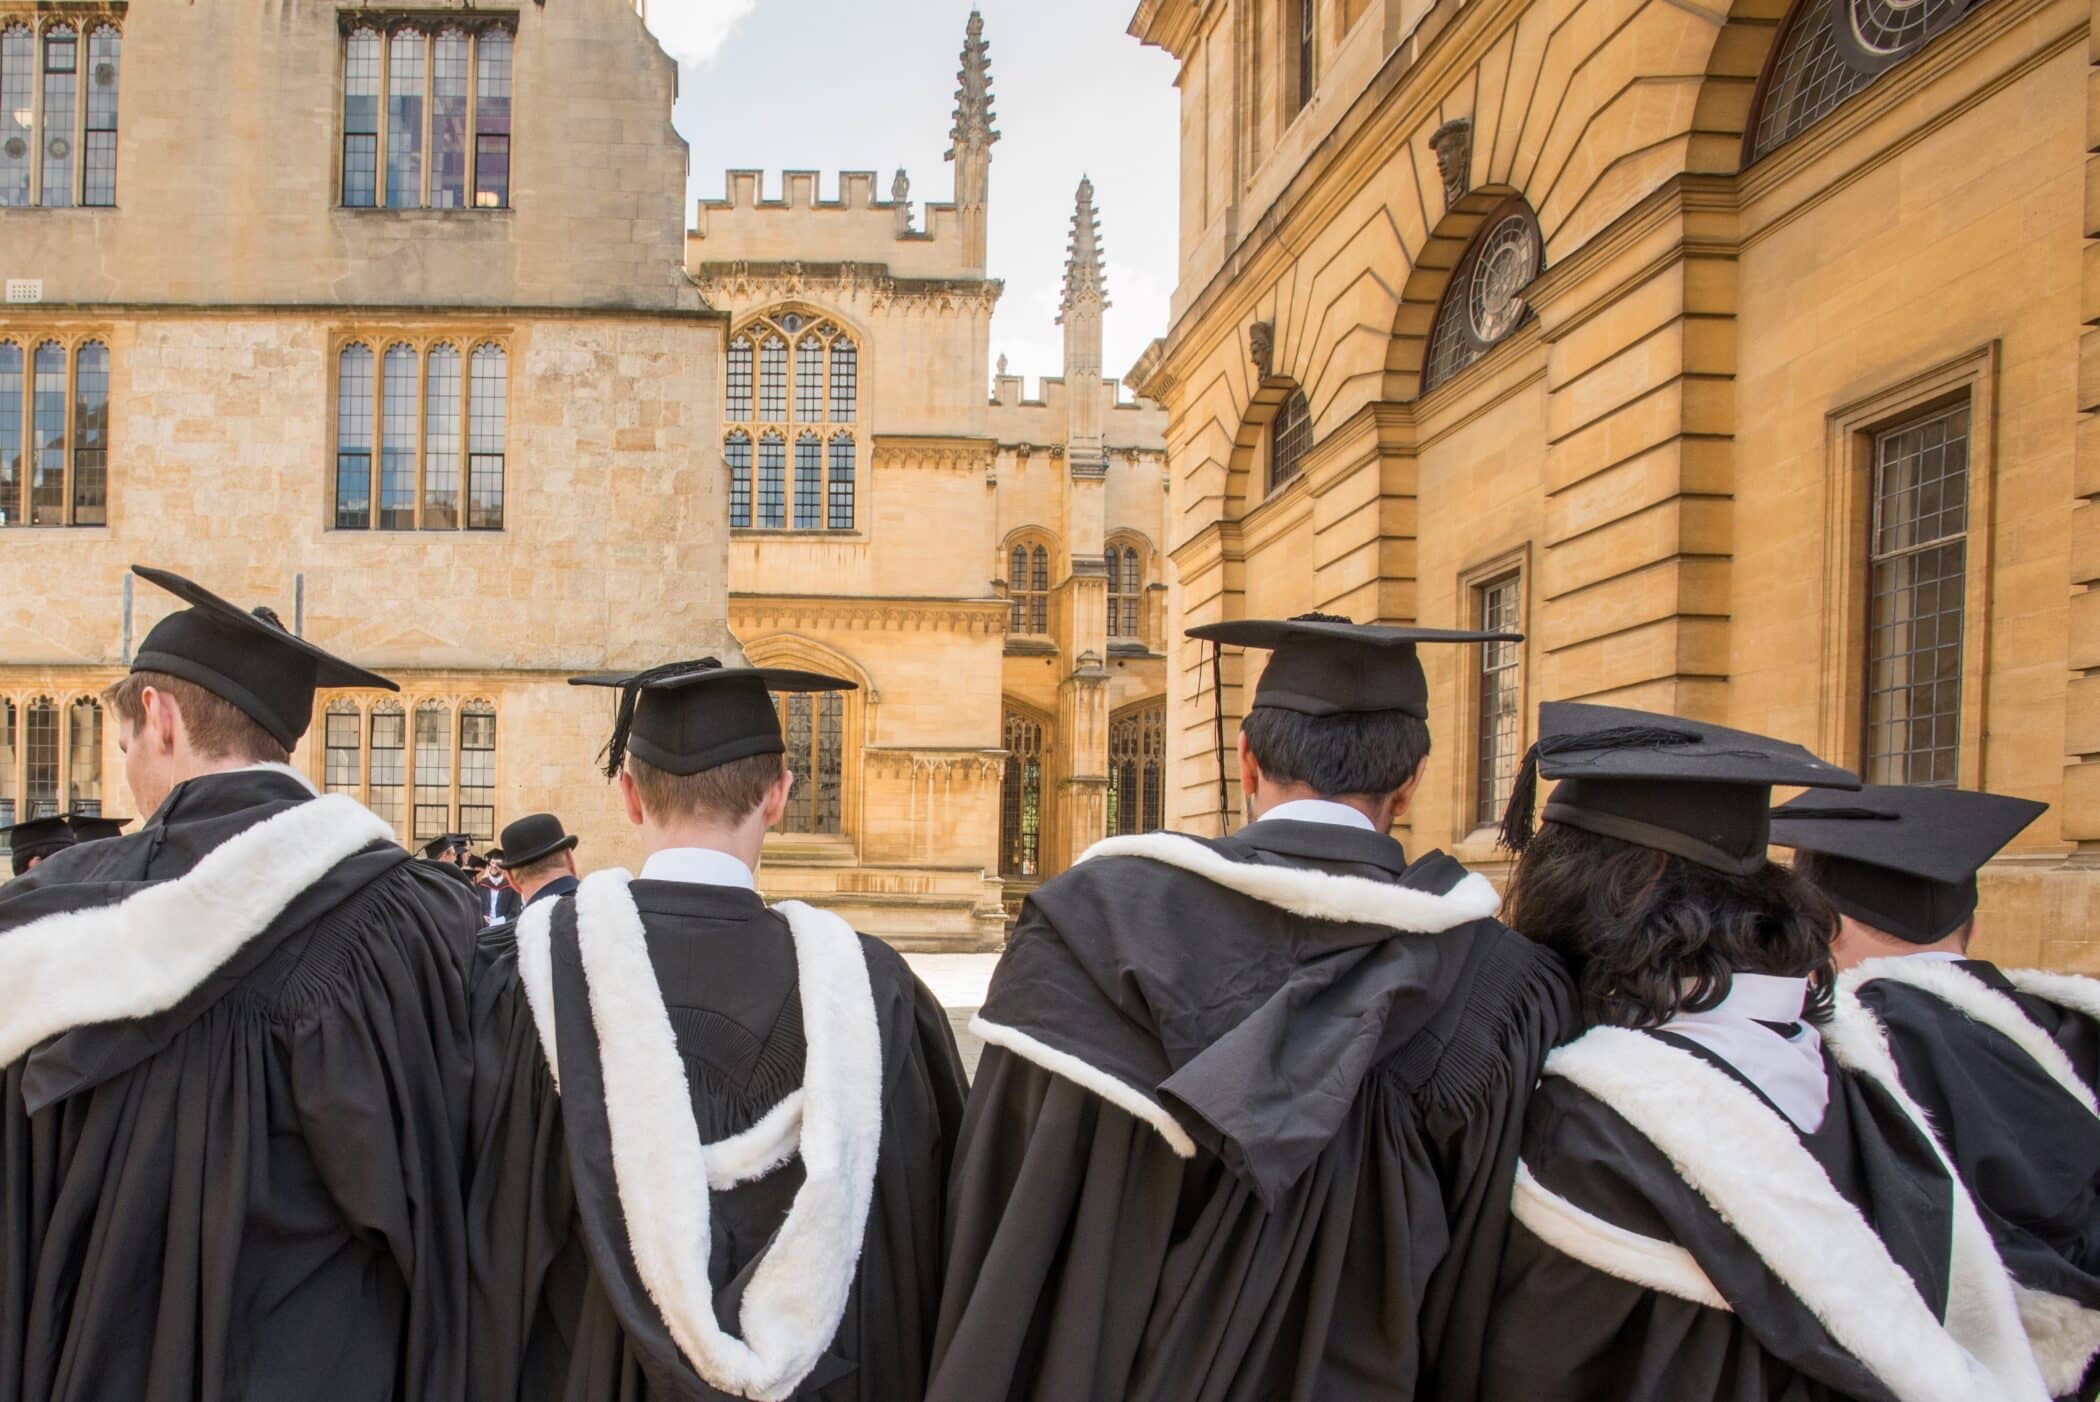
[691,260,1004,316]
[0,301,722,323]
[731,593,1010,635]
[871,436,998,473]
[861,747,1007,781]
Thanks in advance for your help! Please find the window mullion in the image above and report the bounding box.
[458,347,471,527]
[464,30,477,209]
[26,28,38,205]
[71,33,84,205]
[413,342,426,528]
[370,345,384,530]
[375,28,389,208]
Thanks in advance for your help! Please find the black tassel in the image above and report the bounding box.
[1496,723,1702,854]
[595,658,723,780]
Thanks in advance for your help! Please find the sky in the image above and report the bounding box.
[645,0,1182,393]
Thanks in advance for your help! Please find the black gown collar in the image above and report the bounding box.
[1222,819,1410,876]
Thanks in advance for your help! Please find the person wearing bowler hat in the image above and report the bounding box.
[490,812,579,919]
[0,565,480,1402]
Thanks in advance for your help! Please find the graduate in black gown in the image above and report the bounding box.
[1776,785,2100,1398]
[926,616,1577,1402]
[0,566,481,1402]
[1479,703,2049,1402]
[468,659,967,1402]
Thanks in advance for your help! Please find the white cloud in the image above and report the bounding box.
[641,0,761,68]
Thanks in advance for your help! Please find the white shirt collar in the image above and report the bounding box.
[637,846,758,892]
[1661,972,1829,1133]
[1903,950,1969,963]
[1254,798,1378,832]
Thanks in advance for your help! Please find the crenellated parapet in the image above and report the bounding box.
[691,171,987,281]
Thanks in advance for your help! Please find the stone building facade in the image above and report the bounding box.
[1128,0,2099,966]
[692,14,1169,949]
[0,0,728,871]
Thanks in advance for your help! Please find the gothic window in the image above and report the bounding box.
[1009,539,1051,635]
[1474,572,1523,826]
[1269,391,1312,491]
[0,25,31,205]
[413,701,452,840]
[1108,702,1165,837]
[777,689,846,835]
[1749,0,1990,162]
[38,22,72,207]
[0,18,102,205]
[726,431,752,528]
[827,436,856,529]
[725,311,863,532]
[1422,199,1544,394]
[66,697,99,813]
[368,701,406,827]
[1865,403,1970,786]
[0,700,13,836]
[0,338,114,529]
[1001,709,1047,877]
[1107,540,1144,640]
[81,25,116,205]
[341,20,513,210]
[325,702,363,796]
[459,701,497,839]
[335,337,507,530]
[756,432,786,528]
[23,696,56,818]
[793,433,823,529]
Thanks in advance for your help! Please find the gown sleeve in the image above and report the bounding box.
[285,863,480,1402]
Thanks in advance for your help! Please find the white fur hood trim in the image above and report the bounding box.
[1511,1161,1731,1311]
[0,794,394,1067]
[1077,831,1502,933]
[968,1014,1198,1157]
[2013,1283,2100,1397]
[514,870,882,1401]
[1546,1023,2047,1402]
[1846,958,2099,1118]
[2004,968,2100,1025]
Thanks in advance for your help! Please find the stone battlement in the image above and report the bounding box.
[692,171,976,280]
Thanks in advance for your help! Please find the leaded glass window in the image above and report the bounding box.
[336,339,504,531]
[793,433,822,529]
[726,431,752,528]
[1295,0,1316,114]
[386,31,424,209]
[1269,391,1311,490]
[70,341,106,525]
[795,337,825,421]
[23,696,56,818]
[342,27,381,207]
[0,343,16,525]
[423,343,461,528]
[1422,200,1544,394]
[0,700,14,839]
[369,702,406,827]
[0,26,31,206]
[1865,403,1970,786]
[81,25,117,206]
[431,29,470,207]
[325,703,363,796]
[759,336,788,421]
[335,344,375,529]
[473,29,511,209]
[756,433,786,528]
[1750,0,1989,161]
[1009,541,1051,634]
[1474,573,1523,826]
[30,342,65,526]
[0,21,117,207]
[727,338,753,419]
[827,436,855,530]
[1001,710,1047,877]
[830,338,858,422]
[413,702,452,840]
[468,344,506,529]
[778,690,845,835]
[0,340,111,528]
[1108,702,1165,837]
[459,702,496,839]
[39,23,73,208]
[380,344,419,530]
[1107,542,1143,639]
[66,697,99,814]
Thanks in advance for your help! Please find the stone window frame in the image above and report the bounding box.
[0,682,109,859]
[1002,527,1058,641]
[0,327,113,528]
[317,689,500,844]
[1000,700,1054,880]
[744,633,869,852]
[1420,196,1545,396]
[1105,531,1154,646]
[1816,343,1998,790]
[0,11,122,210]
[723,305,864,536]
[336,14,515,212]
[1107,697,1167,837]
[1454,546,1531,843]
[328,329,511,533]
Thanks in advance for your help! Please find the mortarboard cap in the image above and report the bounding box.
[571,659,855,778]
[1499,701,1858,875]
[2,815,75,877]
[1773,785,2046,944]
[1185,613,1521,720]
[130,566,398,750]
[421,834,469,860]
[65,813,131,843]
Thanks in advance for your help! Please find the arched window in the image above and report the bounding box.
[386,30,424,209]
[1107,540,1144,640]
[341,26,381,206]
[66,697,99,813]
[473,28,512,208]
[431,28,470,207]
[793,432,823,529]
[756,432,786,528]
[1009,539,1051,635]
[412,701,452,841]
[1108,702,1165,837]
[82,24,118,206]
[1001,710,1048,877]
[776,687,846,835]
[1269,391,1312,490]
[423,342,461,528]
[335,343,375,528]
[380,343,419,530]
[40,23,74,208]
[468,343,506,528]
[30,341,65,525]
[23,696,57,817]
[368,701,406,828]
[459,701,497,839]
[324,701,363,797]
[336,338,506,531]
[0,699,14,833]
[1749,0,1989,162]
[0,26,32,206]
[724,311,863,532]
[1421,198,1544,394]
[0,341,17,524]
[726,431,752,528]
[72,340,107,524]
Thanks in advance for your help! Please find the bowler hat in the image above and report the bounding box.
[499,813,579,867]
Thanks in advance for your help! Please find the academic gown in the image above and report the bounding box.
[0,766,481,1402]
[467,875,969,1402]
[924,821,1576,1402]
[1480,1025,2043,1402]
[1851,959,2100,1398]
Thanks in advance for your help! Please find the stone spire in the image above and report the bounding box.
[945,9,996,272]
[1060,176,1107,476]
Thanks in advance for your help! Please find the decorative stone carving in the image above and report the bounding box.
[1430,118,1473,206]
[1249,320,1274,379]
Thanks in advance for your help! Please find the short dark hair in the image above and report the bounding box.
[1506,820,1838,1030]
[102,670,290,765]
[1240,704,1430,800]
[627,751,784,826]
[506,850,570,885]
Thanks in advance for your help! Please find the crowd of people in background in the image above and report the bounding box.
[0,567,2093,1402]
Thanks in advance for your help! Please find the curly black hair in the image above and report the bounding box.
[1504,820,1838,1030]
